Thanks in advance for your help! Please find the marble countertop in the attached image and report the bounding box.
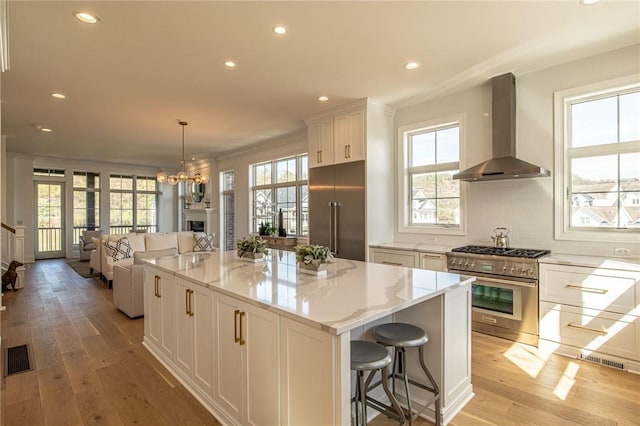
[145,250,474,335]
[369,242,454,254]
[539,253,640,272]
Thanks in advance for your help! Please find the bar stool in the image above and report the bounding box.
[372,323,441,426]
[351,340,405,426]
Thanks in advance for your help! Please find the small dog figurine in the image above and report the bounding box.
[2,260,24,292]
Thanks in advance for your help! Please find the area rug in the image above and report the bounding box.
[66,260,99,278]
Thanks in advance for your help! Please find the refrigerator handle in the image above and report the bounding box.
[334,202,339,255]
[328,201,333,252]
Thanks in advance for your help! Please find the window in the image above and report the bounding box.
[398,115,464,234]
[73,171,100,244]
[554,75,640,242]
[250,154,308,236]
[221,171,235,251]
[110,174,159,234]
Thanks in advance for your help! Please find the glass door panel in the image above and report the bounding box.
[35,182,65,259]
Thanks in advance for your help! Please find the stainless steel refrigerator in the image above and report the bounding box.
[308,160,365,261]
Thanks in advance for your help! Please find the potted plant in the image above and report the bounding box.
[293,244,334,276]
[258,222,269,236]
[236,235,268,262]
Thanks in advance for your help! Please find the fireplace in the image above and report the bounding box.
[187,220,205,232]
[181,208,215,236]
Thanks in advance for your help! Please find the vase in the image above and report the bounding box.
[297,262,328,276]
[238,252,265,263]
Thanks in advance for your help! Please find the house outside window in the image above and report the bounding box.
[397,114,465,235]
[73,171,100,244]
[250,154,308,236]
[554,75,640,242]
[110,174,159,234]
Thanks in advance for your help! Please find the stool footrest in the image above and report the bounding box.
[365,396,405,423]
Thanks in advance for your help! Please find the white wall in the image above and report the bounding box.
[215,131,308,245]
[393,44,640,258]
[5,154,176,261]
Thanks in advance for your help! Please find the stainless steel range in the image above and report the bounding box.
[446,245,550,346]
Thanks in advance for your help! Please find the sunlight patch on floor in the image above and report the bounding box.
[503,341,552,378]
[553,361,579,400]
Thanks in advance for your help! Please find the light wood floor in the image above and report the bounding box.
[1,259,639,426]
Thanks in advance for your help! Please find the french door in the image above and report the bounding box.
[35,182,65,259]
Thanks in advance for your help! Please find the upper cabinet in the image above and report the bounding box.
[305,101,366,168]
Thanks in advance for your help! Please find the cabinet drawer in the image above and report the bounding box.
[540,301,639,361]
[540,264,639,314]
[420,253,446,272]
[369,248,418,268]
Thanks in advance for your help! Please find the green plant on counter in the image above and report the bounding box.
[236,235,268,257]
[293,244,334,268]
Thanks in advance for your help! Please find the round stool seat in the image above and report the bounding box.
[373,323,428,348]
[351,340,392,371]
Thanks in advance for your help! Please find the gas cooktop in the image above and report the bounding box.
[451,245,550,259]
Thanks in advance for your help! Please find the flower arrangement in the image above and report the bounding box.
[293,244,334,268]
[236,235,268,258]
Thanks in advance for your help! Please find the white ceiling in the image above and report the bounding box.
[2,1,639,169]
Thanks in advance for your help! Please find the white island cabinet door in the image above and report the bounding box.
[144,268,176,361]
[213,292,243,423]
[243,302,280,426]
[174,279,215,401]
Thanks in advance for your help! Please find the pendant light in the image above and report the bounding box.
[157,121,209,185]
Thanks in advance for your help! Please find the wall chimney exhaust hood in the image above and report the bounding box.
[453,73,550,182]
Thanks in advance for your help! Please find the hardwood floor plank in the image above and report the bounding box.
[36,364,84,426]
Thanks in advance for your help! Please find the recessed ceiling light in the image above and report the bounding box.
[51,93,66,99]
[273,25,287,35]
[224,60,236,68]
[75,12,100,24]
[404,62,420,70]
[317,96,329,102]
[40,127,52,132]
[580,0,600,5]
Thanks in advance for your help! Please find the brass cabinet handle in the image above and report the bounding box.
[381,261,403,266]
[319,149,323,163]
[185,289,194,316]
[347,144,351,158]
[234,309,240,343]
[239,311,246,346]
[154,275,161,298]
[565,284,608,294]
[188,290,194,317]
[344,145,348,159]
[567,322,608,336]
[317,150,320,163]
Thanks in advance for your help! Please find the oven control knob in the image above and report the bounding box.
[526,269,533,276]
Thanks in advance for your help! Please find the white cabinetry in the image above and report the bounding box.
[369,246,447,272]
[308,118,334,168]
[213,292,280,426]
[307,107,364,168]
[143,268,176,360]
[175,278,215,399]
[539,261,640,372]
[369,247,419,268]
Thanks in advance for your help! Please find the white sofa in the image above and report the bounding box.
[103,231,215,318]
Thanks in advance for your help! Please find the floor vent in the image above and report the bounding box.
[5,344,31,376]
[580,353,624,370]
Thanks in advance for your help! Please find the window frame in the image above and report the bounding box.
[397,114,466,235]
[72,171,101,244]
[553,74,640,243]
[250,154,308,237]
[109,174,160,234]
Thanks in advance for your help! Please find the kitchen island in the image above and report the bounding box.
[142,250,475,425]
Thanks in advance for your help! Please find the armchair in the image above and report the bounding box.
[79,230,102,261]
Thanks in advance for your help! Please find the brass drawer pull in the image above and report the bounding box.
[381,261,403,266]
[239,311,246,346]
[154,275,161,298]
[565,284,608,294]
[567,323,608,336]
[234,309,240,343]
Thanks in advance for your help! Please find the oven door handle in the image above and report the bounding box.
[468,275,537,287]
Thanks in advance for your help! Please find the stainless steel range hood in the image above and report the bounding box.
[453,73,550,182]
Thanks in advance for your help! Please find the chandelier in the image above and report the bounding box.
[157,121,209,185]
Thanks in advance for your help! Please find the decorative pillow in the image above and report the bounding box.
[104,237,133,261]
[177,232,196,254]
[145,232,178,251]
[193,233,215,252]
